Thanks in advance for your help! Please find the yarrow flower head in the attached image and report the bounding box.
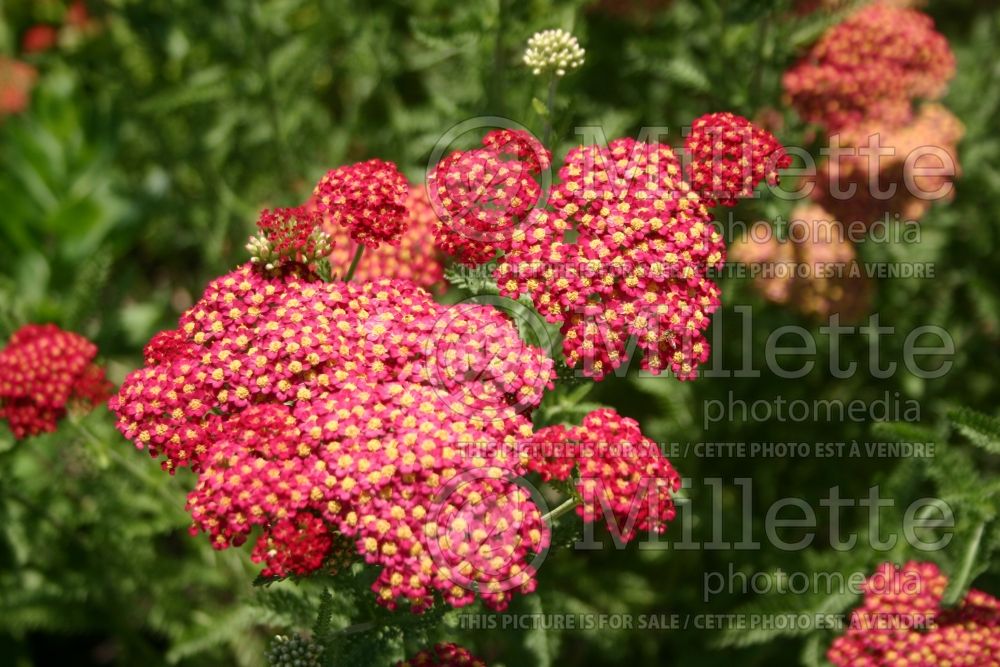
[428,129,550,266]
[0,324,112,439]
[322,184,446,289]
[111,265,555,612]
[529,408,680,542]
[496,138,725,380]
[783,4,955,132]
[397,643,487,667]
[684,112,793,207]
[312,158,410,248]
[22,25,58,54]
[730,204,871,323]
[828,561,1000,666]
[810,103,964,226]
[247,205,331,275]
[523,29,585,77]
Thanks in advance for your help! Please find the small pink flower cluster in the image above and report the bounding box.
[684,112,792,207]
[0,57,36,116]
[496,138,725,380]
[111,264,555,611]
[829,561,1000,666]
[323,184,446,289]
[783,4,955,132]
[0,323,112,439]
[428,129,550,266]
[397,643,487,667]
[530,408,680,542]
[312,159,410,248]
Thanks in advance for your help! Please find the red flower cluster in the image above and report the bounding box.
[530,408,680,542]
[313,159,410,248]
[829,561,1000,666]
[684,112,792,207]
[111,265,555,611]
[397,643,487,667]
[428,129,550,266]
[731,204,871,322]
[22,25,58,54]
[783,4,955,132]
[496,138,725,380]
[481,128,552,174]
[324,184,445,289]
[0,57,36,116]
[67,1,91,28]
[810,103,965,226]
[0,324,112,439]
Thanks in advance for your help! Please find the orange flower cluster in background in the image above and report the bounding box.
[0,58,36,117]
[742,3,961,320]
[731,204,871,323]
[811,103,965,227]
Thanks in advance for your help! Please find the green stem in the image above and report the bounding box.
[343,245,365,282]
[541,496,579,524]
[542,75,559,147]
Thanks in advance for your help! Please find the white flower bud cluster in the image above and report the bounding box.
[523,29,585,77]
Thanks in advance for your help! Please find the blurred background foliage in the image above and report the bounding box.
[1,0,999,665]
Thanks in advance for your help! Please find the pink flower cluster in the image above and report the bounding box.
[783,4,955,132]
[684,112,792,207]
[397,643,487,667]
[0,57,36,116]
[731,204,871,322]
[428,129,550,266]
[111,265,555,611]
[324,184,446,289]
[496,138,725,380]
[810,103,965,227]
[530,408,680,542]
[312,159,410,248]
[0,324,112,439]
[829,561,1000,666]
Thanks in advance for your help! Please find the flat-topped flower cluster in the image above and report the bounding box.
[0,323,111,438]
[112,264,555,611]
[429,119,789,381]
[829,561,1000,666]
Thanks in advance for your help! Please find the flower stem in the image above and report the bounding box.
[344,245,365,282]
[542,75,559,147]
[542,496,579,524]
